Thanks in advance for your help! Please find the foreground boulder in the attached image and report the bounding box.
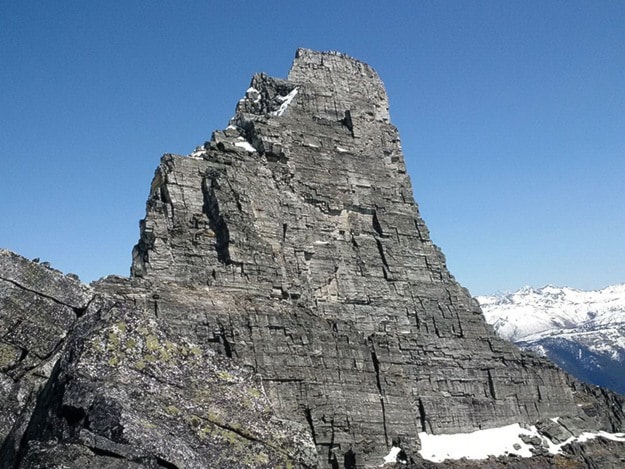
[1,50,624,468]
[0,255,314,468]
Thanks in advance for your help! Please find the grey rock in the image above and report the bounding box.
[127,49,624,466]
[564,437,625,469]
[1,253,313,468]
[1,49,625,468]
[0,249,95,460]
[11,300,315,468]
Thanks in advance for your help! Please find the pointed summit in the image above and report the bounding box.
[287,48,390,123]
[2,50,623,469]
[127,49,624,466]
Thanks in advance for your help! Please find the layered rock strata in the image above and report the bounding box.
[0,250,95,459]
[1,49,624,468]
[126,49,624,466]
[0,252,315,468]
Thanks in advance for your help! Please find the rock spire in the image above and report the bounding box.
[127,49,624,466]
[1,49,624,468]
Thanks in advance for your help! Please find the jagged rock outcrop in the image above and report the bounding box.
[0,250,95,456]
[1,49,625,468]
[125,49,624,466]
[0,253,315,468]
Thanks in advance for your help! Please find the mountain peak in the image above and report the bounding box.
[287,47,390,123]
[2,49,624,468]
[479,282,625,394]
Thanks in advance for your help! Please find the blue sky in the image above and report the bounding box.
[1,1,624,295]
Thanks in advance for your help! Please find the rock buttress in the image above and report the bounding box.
[128,49,624,467]
[0,253,315,468]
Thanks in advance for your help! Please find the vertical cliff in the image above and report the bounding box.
[1,49,624,469]
[127,49,624,466]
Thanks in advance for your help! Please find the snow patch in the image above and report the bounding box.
[270,88,298,117]
[234,140,256,152]
[546,430,625,454]
[189,148,206,158]
[418,423,625,463]
[418,424,536,462]
[383,446,402,464]
[246,86,261,103]
[335,146,350,153]
[576,431,625,443]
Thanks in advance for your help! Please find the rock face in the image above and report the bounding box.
[0,253,315,468]
[1,49,625,468]
[0,250,95,461]
[126,49,624,466]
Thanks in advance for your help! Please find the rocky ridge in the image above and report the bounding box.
[0,250,315,468]
[1,49,624,468]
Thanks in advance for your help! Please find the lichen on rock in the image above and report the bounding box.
[1,50,625,468]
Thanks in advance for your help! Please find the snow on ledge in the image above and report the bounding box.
[418,424,535,462]
[246,86,261,103]
[270,88,298,117]
[559,430,625,447]
[382,446,403,465]
[189,147,207,158]
[234,140,256,153]
[418,423,625,463]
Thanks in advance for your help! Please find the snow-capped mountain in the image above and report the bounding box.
[477,284,625,394]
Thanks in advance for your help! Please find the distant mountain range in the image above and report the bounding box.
[478,284,625,395]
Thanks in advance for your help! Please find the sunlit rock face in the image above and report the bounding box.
[127,49,624,467]
[0,251,315,469]
[1,50,624,468]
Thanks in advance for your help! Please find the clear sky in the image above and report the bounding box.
[2,1,624,296]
